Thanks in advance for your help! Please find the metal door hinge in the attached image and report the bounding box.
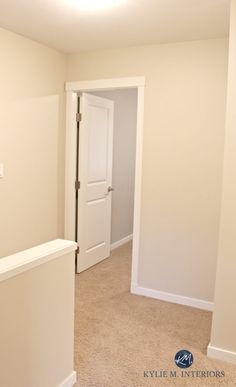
[75,181,81,190]
[76,246,80,254]
[76,113,82,122]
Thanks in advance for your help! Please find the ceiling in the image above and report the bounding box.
[0,0,230,54]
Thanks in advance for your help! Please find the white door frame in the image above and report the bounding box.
[64,77,145,288]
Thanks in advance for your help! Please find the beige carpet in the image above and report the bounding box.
[74,242,236,386]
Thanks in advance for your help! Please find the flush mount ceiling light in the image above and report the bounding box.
[76,0,123,11]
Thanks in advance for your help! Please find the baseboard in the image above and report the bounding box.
[208,344,236,364]
[131,284,214,311]
[111,234,133,251]
[58,371,77,387]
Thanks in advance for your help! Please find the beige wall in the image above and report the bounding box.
[0,28,66,258]
[0,251,75,387]
[67,38,228,302]
[209,0,236,355]
[92,89,137,244]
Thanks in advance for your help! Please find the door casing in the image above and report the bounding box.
[65,77,145,289]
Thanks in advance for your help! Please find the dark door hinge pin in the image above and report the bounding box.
[76,113,82,122]
[75,181,80,190]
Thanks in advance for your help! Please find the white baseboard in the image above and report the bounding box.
[208,344,236,364]
[131,283,214,311]
[58,371,77,387]
[111,234,133,251]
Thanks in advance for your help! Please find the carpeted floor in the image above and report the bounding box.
[74,242,236,386]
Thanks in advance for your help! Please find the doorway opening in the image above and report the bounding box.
[65,77,145,290]
[92,89,137,252]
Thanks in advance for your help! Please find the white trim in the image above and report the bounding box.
[0,239,77,283]
[131,284,214,311]
[58,371,77,387]
[131,85,145,287]
[65,77,145,284]
[111,234,133,251]
[207,344,236,364]
[65,91,78,241]
[65,77,145,92]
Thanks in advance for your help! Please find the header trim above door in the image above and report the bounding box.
[65,77,145,92]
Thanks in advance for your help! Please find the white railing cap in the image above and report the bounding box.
[0,239,77,283]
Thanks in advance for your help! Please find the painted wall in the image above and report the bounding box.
[0,250,75,387]
[67,38,228,302]
[92,89,137,245]
[209,0,236,361]
[0,27,66,258]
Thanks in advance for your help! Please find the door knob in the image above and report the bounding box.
[107,186,115,193]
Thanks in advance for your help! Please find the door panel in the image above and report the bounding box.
[77,93,114,273]
[87,181,107,202]
[86,199,107,248]
[87,105,108,182]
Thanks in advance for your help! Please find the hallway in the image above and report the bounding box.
[74,243,236,386]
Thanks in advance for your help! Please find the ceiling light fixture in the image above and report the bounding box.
[76,0,123,11]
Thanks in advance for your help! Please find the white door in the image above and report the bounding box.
[77,93,114,273]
